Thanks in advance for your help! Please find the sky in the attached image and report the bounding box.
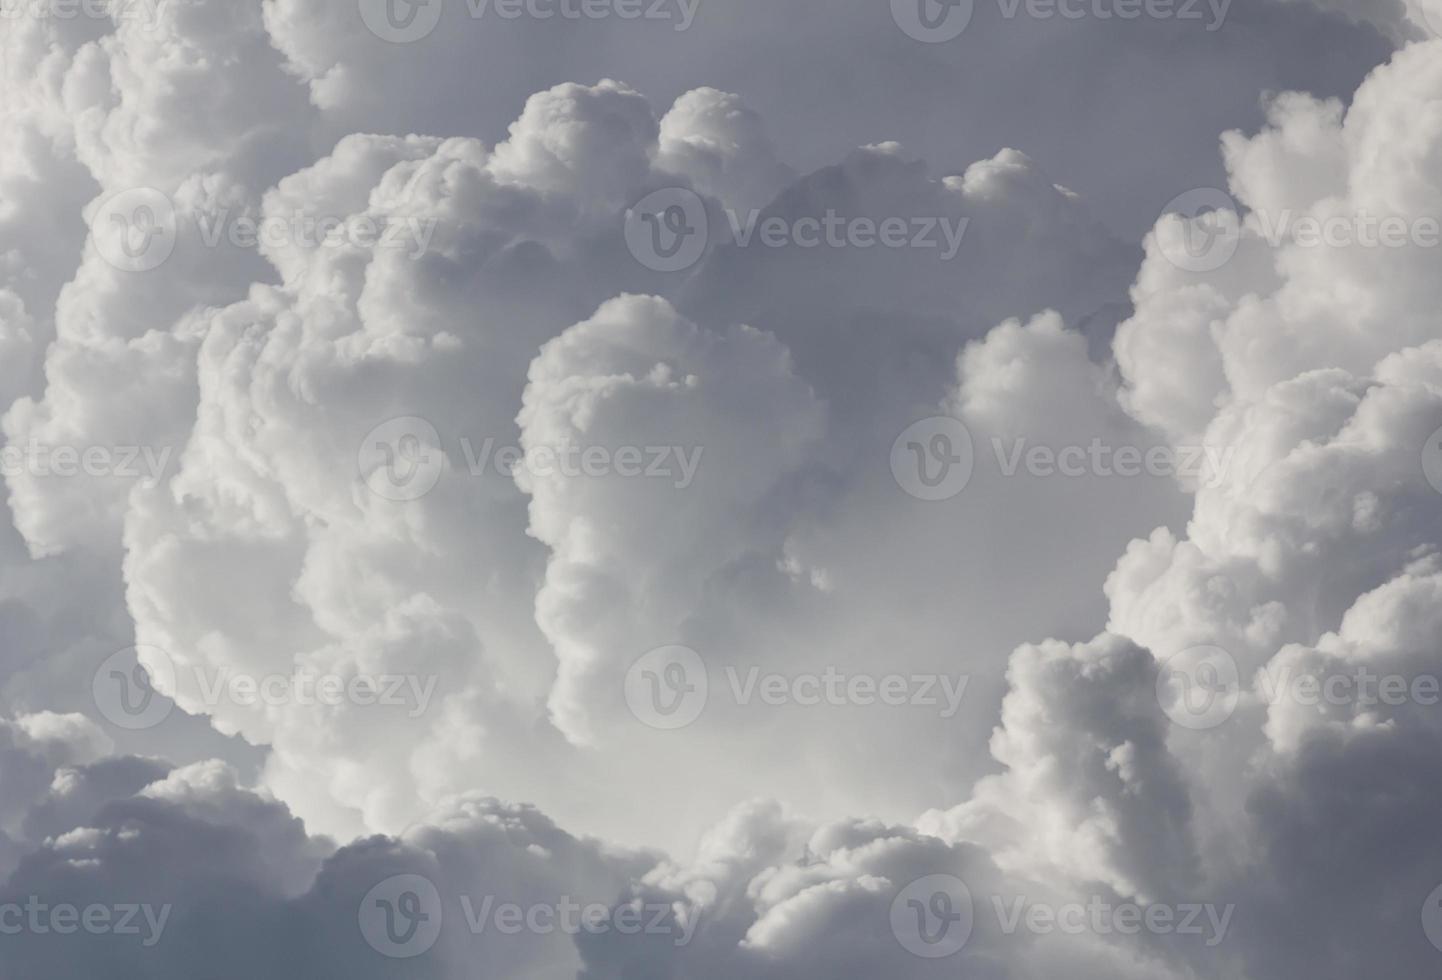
[0,0,1441,977]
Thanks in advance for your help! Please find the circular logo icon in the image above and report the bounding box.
[91,188,178,273]
[358,417,446,503]
[891,0,973,42]
[890,873,974,958]
[359,874,443,959]
[93,645,176,731]
[1422,424,1442,496]
[625,645,708,730]
[1155,188,1242,273]
[1156,645,1241,731]
[1422,882,1442,953]
[624,188,709,273]
[359,0,444,42]
[891,416,974,501]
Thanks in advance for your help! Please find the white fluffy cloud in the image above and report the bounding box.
[0,3,1439,979]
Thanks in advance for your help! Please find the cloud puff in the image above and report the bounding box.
[0,5,1439,980]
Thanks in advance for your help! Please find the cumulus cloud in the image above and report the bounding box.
[0,2,1439,979]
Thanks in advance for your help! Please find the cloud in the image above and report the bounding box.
[0,4,1438,979]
